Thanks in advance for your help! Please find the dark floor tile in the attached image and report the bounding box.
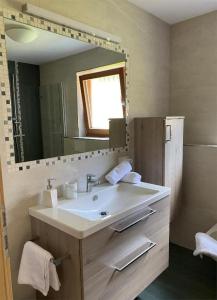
[139,244,217,300]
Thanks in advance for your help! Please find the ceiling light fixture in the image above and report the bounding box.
[6,26,38,43]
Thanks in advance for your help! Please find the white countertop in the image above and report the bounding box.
[29,182,170,239]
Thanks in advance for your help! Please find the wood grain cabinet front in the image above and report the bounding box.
[134,116,184,221]
[32,196,170,300]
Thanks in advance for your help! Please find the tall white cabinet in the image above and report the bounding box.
[134,116,184,220]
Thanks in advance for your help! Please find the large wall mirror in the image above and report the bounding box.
[4,18,127,164]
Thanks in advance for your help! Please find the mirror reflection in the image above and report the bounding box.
[5,19,126,163]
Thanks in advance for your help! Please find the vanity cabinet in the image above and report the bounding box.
[31,196,170,300]
[134,117,184,220]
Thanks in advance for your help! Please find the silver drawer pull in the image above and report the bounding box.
[110,207,156,233]
[114,241,156,272]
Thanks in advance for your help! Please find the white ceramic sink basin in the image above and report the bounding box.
[58,184,158,221]
[29,182,170,239]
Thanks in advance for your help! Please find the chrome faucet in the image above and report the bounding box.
[86,174,99,192]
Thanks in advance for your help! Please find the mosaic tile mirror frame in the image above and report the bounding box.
[0,9,129,172]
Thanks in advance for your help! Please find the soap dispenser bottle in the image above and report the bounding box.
[43,178,58,208]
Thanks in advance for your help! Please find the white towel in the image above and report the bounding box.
[18,241,60,296]
[105,161,132,185]
[193,232,217,261]
[121,172,141,184]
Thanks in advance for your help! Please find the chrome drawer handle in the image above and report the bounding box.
[110,207,156,233]
[114,241,156,272]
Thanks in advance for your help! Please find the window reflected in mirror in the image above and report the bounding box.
[4,19,127,163]
[79,65,125,137]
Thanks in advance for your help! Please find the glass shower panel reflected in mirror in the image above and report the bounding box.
[4,19,127,163]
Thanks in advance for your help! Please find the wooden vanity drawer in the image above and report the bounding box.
[102,228,169,300]
[81,196,170,300]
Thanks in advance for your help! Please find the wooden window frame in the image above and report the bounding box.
[79,67,126,137]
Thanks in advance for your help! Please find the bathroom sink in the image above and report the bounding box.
[58,183,158,221]
[29,181,170,239]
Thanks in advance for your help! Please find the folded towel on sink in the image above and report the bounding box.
[18,241,60,296]
[105,161,132,185]
[121,172,141,184]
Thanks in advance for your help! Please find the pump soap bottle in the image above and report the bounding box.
[43,178,58,208]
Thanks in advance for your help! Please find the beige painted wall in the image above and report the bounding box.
[170,145,217,249]
[170,11,217,145]
[0,1,170,299]
[170,12,217,249]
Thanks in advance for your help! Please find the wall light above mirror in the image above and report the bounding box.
[6,26,38,43]
[1,15,128,167]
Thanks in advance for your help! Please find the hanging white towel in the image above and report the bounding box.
[18,241,60,296]
[105,161,132,185]
[121,172,141,184]
[49,262,61,291]
[193,232,217,262]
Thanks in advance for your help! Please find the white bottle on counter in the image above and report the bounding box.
[43,178,58,208]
